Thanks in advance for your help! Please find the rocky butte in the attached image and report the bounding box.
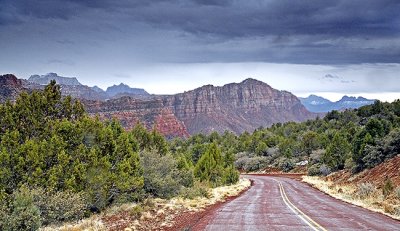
[84,78,317,136]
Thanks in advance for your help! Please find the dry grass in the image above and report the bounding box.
[303,176,400,220]
[40,215,106,231]
[42,178,251,231]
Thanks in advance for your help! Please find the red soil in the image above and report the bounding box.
[328,154,400,187]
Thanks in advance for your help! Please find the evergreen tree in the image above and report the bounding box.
[323,132,351,170]
[194,143,225,187]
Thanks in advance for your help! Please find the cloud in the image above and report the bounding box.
[0,0,399,65]
[47,59,75,66]
[324,74,340,79]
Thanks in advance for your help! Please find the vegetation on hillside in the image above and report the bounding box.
[0,81,239,230]
[169,99,400,177]
[2,80,399,229]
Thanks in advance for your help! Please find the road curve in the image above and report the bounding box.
[193,175,400,231]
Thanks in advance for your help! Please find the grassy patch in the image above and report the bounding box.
[42,178,251,230]
[303,176,400,220]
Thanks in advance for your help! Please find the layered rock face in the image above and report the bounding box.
[84,97,190,138]
[165,78,314,134]
[0,74,26,103]
[0,74,316,136]
[85,79,316,136]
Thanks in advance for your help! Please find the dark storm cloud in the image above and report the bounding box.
[0,0,399,64]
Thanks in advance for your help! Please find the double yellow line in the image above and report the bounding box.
[278,181,328,231]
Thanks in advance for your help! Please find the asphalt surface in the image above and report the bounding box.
[199,175,400,231]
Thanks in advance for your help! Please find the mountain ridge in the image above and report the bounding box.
[85,78,317,135]
[2,74,317,136]
[29,73,82,86]
[300,95,375,112]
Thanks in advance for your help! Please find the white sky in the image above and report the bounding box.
[83,62,400,102]
[3,62,400,102]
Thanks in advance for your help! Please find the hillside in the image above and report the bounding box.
[327,154,400,187]
[0,74,27,103]
[85,78,317,136]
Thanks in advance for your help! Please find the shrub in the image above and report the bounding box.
[307,165,320,176]
[395,206,400,216]
[344,158,355,170]
[130,205,143,218]
[395,187,400,199]
[357,182,375,198]
[362,144,384,169]
[223,165,240,185]
[278,158,294,172]
[243,156,269,172]
[140,150,182,198]
[180,182,210,199]
[4,186,41,231]
[383,178,394,198]
[319,164,331,176]
[0,196,11,230]
[31,188,87,225]
[309,149,325,165]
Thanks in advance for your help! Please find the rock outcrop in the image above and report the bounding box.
[165,78,314,134]
[85,78,316,136]
[84,96,190,138]
[28,73,109,101]
[0,74,27,103]
[29,73,82,86]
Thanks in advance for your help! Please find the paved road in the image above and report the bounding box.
[196,175,400,231]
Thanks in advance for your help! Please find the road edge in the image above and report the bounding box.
[169,178,254,231]
[301,176,400,222]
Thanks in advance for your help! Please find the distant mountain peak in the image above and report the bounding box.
[106,82,149,97]
[28,73,82,86]
[340,95,356,101]
[91,85,105,93]
[300,94,375,112]
[241,78,270,86]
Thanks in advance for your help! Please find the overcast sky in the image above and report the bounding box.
[0,0,399,101]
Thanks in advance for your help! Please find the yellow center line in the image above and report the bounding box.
[277,180,328,231]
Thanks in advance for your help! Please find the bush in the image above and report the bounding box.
[180,182,210,199]
[344,158,355,170]
[0,196,11,230]
[235,156,269,172]
[140,150,183,198]
[383,178,394,198]
[319,164,331,176]
[31,188,87,225]
[395,187,400,199]
[357,182,375,198]
[278,158,294,172]
[3,186,41,231]
[307,165,320,176]
[309,149,325,165]
[130,205,143,219]
[223,165,240,185]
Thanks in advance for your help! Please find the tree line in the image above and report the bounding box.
[0,81,239,230]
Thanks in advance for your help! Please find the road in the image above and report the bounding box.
[193,175,400,231]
